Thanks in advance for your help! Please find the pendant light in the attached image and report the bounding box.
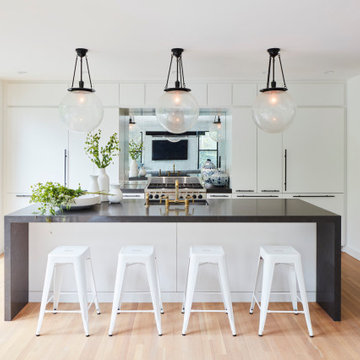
[209,115,225,142]
[59,48,103,133]
[156,48,199,134]
[252,48,296,133]
[129,116,137,131]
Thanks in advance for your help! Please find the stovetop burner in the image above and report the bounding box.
[147,183,203,190]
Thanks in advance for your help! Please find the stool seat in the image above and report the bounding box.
[36,246,100,337]
[108,245,163,336]
[182,245,236,336]
[250,245,313,337]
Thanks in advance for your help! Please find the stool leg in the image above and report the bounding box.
[53,264,63,313]
[181,258,190,314]
[74,259,89,337]
[87,259,101,315]
[36,259,55,336]
[182,257,198,336]
[108,259,127,336]
[250,256,262,314]
[155,256,164,314]
[218,257,237,336]
[258,260,274,336]
[146,258,162,336]
[288,264,298,314]
[294,260,314,337]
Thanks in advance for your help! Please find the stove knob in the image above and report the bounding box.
[179,195,184,199]
[149,194,153,199]
[154,194,159,199]
[192,194,197,199]
[198,194,203,199]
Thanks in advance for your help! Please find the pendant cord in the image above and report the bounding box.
[79,56,83,87]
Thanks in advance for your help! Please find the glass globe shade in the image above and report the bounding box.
[209,121,224,142]
[59,90,104,132]
[252,90,296,133]
[166,136,182,143]
[156,90,199,134]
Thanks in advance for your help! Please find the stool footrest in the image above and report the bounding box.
[191,310,227,313]
[45,310,82,314]
[117,310,155,314]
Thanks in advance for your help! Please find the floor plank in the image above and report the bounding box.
[0,252,359,360]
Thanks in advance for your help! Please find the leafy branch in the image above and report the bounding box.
[129,139,143,161]
[84,130,120,169]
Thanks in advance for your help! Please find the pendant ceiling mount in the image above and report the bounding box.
[68,48,95,92]
[261,47,288,93]
[164,48,191,92]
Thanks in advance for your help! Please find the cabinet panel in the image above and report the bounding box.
[258,131,283,193]
[145,83,163,106]
[5,108,68,193]
[68,108,120,189]
[232,84,257,106]
[95,84,119,107]
[190,83,207,107]
[229,108,257,192]
[119,83,145,107]
[207,84,232,106]
[289,83,344,106]
[283,108,345,193]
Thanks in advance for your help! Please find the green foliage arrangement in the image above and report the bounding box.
[84,130,120,168]
[30,182,86,215]
[129,139,144,161]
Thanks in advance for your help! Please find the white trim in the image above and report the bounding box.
[342,246,360,261]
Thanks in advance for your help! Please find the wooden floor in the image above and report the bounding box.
[1,253,360,360]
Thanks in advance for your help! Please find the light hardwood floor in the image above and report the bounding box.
[1,253,360,360]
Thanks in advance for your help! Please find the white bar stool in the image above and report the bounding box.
[36,246,100,337]
[249,245,313,337]
[108,245,163,336]
[181,246,236,336]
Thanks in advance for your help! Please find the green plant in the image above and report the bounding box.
[30,182,86,215]
[129,139,143,160]
[84,130,120,168]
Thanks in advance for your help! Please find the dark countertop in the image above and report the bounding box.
[5,199,340,223]
[121,184,146,193]
[205,185,232,193]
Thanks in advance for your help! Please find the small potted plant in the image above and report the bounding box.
[85,130,120,201]
[129,139,143,177]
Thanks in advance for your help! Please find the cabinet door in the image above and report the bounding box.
[208,84,232,106]
[283,108,345,193]
[258,131,283,193]
[68,108,120,189]
[119,84,145,107]
[229,108,257,192]
[5,108,68,193]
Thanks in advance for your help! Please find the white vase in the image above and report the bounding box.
[88,175,101,204]
[98,168,110,202]
[108,184,123,204]
[129,159,138,178]
[139,165,147,177]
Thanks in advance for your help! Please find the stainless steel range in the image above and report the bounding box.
[145,176,206,201]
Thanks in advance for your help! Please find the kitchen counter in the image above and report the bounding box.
[5,199,341,322]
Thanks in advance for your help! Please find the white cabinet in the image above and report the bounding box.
[285,194,345,245]
[5,108,68,194]
[232,84,257,106]
[207,193,232,199]
[283,108,345,193]
[229,108,257,192]
[257,131,283,193]
[190,83,207,107]
[207,84,232,106]
[119,84,145,107]
[145,83,163,106]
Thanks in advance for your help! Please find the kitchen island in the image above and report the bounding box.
[4,199,341,321]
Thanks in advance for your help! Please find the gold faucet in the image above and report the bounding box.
[173,163,176,174]
[159,180,194,210]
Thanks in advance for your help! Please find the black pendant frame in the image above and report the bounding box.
[129,116,136,126]
[164,48,191,92]
[260,48,288,93]
[68,48,95,93]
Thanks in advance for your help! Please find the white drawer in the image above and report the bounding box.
[207,193,232,199]
[122,193,144,199]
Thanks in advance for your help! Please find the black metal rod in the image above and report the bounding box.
[165,54,173,90]
[79,56,83,86]
[85,56,93,89]
[284,149,287,191]
[71,56,78,89]
[278,54,287,89]
[266,55,271,89]
[64,149,68,187]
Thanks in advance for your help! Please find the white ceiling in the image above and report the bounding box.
[0,0,360,82]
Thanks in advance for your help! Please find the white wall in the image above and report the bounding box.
[0,81,3,253]
[345,75,360,259]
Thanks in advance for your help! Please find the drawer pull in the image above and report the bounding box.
[235,190,254,193]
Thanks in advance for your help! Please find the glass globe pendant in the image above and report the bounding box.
[59,48,103,133]
[209,115,225,142]
[156,48,199,134]
[252,48,296,133]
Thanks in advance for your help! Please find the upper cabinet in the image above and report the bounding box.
[229,108,257,192]
[208,84,232,106]
[145,83,164,107]
[283,107,345,193]
[232,84,257,106]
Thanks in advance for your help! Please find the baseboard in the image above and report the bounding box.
[342,246,360,261]
[29,291,316,303]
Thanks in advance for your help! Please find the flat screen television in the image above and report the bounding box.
[152,140,188,161]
